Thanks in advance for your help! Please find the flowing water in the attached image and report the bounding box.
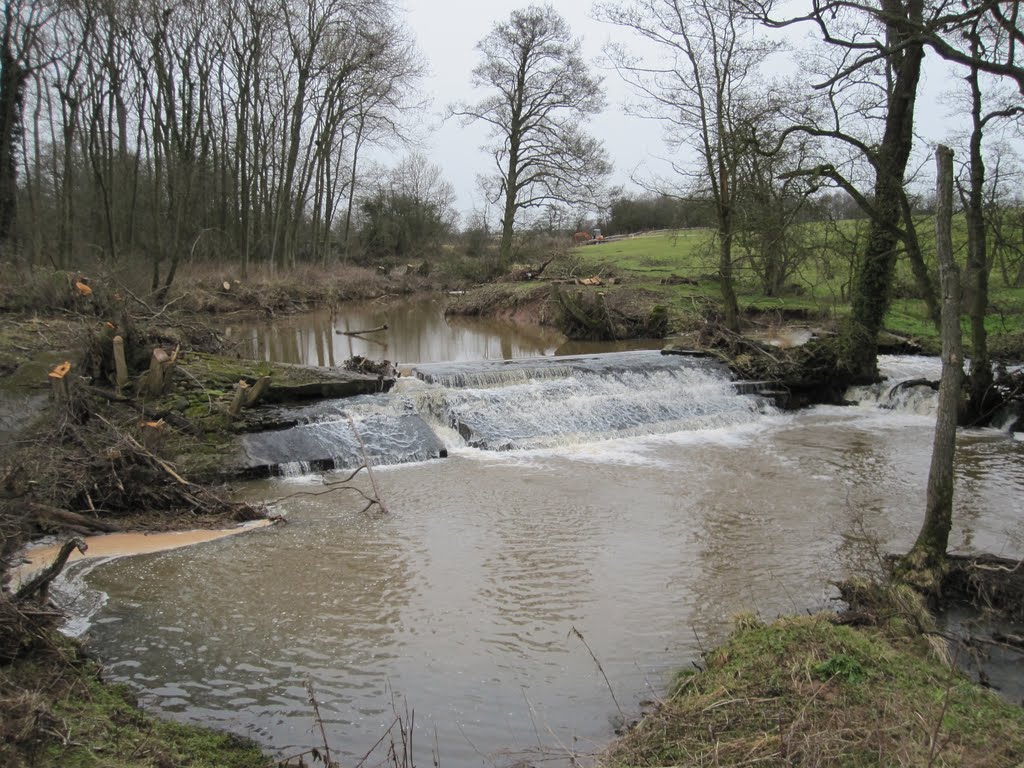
[54,308,1024,766]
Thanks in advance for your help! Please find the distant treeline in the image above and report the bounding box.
[602,190,875,236]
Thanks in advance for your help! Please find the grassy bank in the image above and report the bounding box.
[604,612,1024,767]
[1,632,271,768]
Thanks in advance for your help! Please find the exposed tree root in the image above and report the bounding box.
[941,554,1024,621]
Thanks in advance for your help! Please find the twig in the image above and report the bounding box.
[94,413,190,485]
[926,648,959,766]
[353,715,401,768]
[974,557,1023,574]
[305,677,334,768]
[569,626,625,720]
[348,416,388,513]
[272,483,381,507]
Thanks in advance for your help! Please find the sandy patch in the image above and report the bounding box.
[10,521,272,588]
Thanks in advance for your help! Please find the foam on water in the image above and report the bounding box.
[241,351,772,471]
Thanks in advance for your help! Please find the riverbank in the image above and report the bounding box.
[1,637,272,767]
[602,605,1024,766]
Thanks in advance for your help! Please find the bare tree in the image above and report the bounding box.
[904,145,962,575]
[947,16,1024,423]
[754,0,1024,382]
[356,153,457,260]
[599,0,783,332]
[452,5,610,264]
[733,133,819,297]
[1,0,53,258]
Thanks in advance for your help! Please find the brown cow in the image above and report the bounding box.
[572,231,591,244]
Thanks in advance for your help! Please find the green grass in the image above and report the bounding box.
[603,614,1024,767]
[565,227,1024,352]
[46,675,269,768]
[578,230,713,276]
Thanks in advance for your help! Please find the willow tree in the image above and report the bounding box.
[599,0,783,333]
[453,5,610,264]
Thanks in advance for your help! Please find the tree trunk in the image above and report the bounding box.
[963,35,993,424]
[718,213,739,332]
[717,157,739,332]
[0,14,27,257]
[841,14,925,382]
[499,141,520,265]
[907,145,962,571]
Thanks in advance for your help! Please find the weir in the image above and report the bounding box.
[234,351,953,476]
[236,350,775,475]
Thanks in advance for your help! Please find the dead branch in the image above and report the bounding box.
[569,625,625,720]
[27,502,121,534]
[15,537,87,602]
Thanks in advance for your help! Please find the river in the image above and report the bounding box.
[55,301,1024,767]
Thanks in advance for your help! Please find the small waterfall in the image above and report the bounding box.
[413,365,768,451]
[848,380,940,415]
[414,363,576,388]
[845,355,943,415]
[239,394,448,475]
[236,351,773,474]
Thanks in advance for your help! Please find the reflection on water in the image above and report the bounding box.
[221,297,663,366]
[72,401,1024,766]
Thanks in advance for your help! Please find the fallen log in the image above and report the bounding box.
[340,324,389,336]
[888,378,939,399]
[28,502,121,534]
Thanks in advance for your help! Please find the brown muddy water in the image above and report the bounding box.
[51,309,1024,767]
[220,296,665,365]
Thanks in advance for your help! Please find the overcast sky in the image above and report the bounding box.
[392,0,665,219]
[390,0,1014,222]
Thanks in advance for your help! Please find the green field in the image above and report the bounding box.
[566,226,1024,350]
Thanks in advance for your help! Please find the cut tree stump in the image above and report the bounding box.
[48,361,72,402]
[113,335,129,391]
[145,346,179,397]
